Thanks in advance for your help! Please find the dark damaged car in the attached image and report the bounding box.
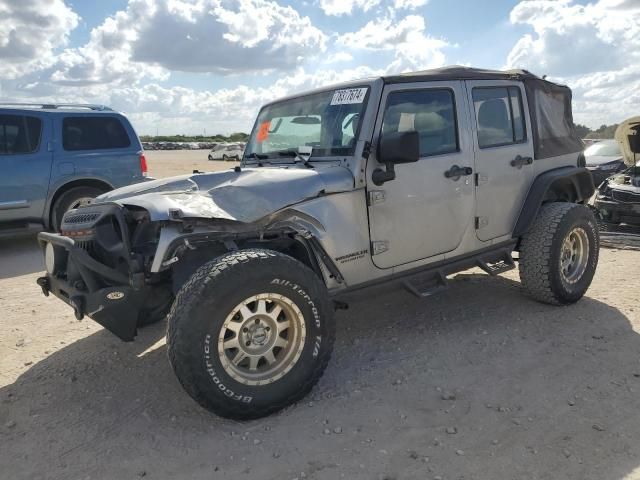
[593,117,640,228]
[37,67,597,419]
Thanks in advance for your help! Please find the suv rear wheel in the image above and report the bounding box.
[167,249,335,420]
[519,202,599,305]
[52,186,105,232]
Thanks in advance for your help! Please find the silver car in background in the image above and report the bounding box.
[584,139,626,185]
[208,143,244,161]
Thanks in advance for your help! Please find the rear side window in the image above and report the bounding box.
[0,114,42,155]
[382,89,459,157]
[473,87,526,148]
[63,116,131,151]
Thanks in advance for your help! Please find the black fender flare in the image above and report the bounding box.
[513,166,595,237]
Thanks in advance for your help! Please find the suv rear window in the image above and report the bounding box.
[473,87,526,148]
[63,117,131,151]
[0,114,42,155]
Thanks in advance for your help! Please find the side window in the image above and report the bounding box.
[473,86,526,148]
[63,117,131,151]
[0,114,42,155]
[382,89,458,157]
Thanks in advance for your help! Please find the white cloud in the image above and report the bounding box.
[324,52,354,63]
[0,0,79,79]
[319,0,380,16]
[394,0,428,9]
[0,0,450,135]
[339,15,448,73]
[506,0,640,126]
[48,0,326,86]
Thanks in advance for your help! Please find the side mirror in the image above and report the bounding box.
[378,130,420,165]
[372,131,420,185]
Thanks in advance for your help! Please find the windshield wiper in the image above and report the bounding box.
[243,152,269,165]
[276,149,314,168]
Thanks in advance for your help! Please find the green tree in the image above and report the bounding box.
[585,124,618,139]
[574,124,592,138]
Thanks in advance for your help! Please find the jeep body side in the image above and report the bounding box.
[36,67,597,419]
[0,105,148,236]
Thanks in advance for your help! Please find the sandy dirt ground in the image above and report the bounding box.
[144,150,239,178]
[2,151,640,480]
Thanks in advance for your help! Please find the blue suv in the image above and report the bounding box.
[0,103,148,235]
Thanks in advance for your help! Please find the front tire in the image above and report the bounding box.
[519,202,599,305]
[167,249,335,420]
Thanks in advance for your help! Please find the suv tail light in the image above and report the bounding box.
[140,152,148,177]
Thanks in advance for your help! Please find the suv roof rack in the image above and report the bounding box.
[0,103,113,111]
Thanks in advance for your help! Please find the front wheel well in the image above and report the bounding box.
[48,179,113,228]
[170,236,326,295]
[240,237,324,280]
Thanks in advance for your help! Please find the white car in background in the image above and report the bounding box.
[208,143,244,161]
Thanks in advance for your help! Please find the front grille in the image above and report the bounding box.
[612,190,640,203]
[63,212,100,225]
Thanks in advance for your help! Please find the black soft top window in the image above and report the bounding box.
[63,116,131,151]
[522,78,583,159]
[0,114,42,155]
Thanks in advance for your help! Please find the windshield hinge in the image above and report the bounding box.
[371,240,389,255]
[368,190,386,206]
[362,141,372,160]
[475,217,489,229]
[475,173,488,186]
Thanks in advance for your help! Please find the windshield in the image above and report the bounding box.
[244,86,369,161]
[585,141,621,157]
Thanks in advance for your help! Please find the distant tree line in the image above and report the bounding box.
[575,124,619,139]
[139,133,249,143]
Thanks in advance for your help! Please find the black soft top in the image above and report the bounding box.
[384,66,583,160]
[383,65,538,83]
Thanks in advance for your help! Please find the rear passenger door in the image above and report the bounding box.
[367,81,475,269]
[54,115,143,190]
[0,113,53,223]
[465,80,535,242]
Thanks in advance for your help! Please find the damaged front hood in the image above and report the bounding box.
[604,166,640,190]
[96,165,354,223]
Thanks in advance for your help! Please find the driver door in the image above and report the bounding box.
[366,81,475,269]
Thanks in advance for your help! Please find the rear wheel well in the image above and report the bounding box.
[48,179,112,228]
[542,178,580,203]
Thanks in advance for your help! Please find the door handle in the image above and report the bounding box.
[511,155,533,168]
[445,165,473,179]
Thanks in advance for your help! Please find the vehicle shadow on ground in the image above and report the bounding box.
[0,235,43,279]
[2,273,640,480]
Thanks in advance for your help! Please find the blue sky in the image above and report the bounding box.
[1,0,638,135]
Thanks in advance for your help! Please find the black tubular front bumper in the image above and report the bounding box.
[37,232,146,341]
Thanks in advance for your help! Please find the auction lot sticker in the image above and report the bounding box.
[331,88,368,105]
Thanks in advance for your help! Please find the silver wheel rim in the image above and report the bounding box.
[218,293,306,386]
[560,227,589,284]
[67,197,93,211]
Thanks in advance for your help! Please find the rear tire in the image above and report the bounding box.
[52,186,105,232]
[208,154,214,161]
[167,249,335,420]
[519,202,599,305]
[222,154,229,161]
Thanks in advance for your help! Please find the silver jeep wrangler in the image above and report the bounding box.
[37,66,597,419]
